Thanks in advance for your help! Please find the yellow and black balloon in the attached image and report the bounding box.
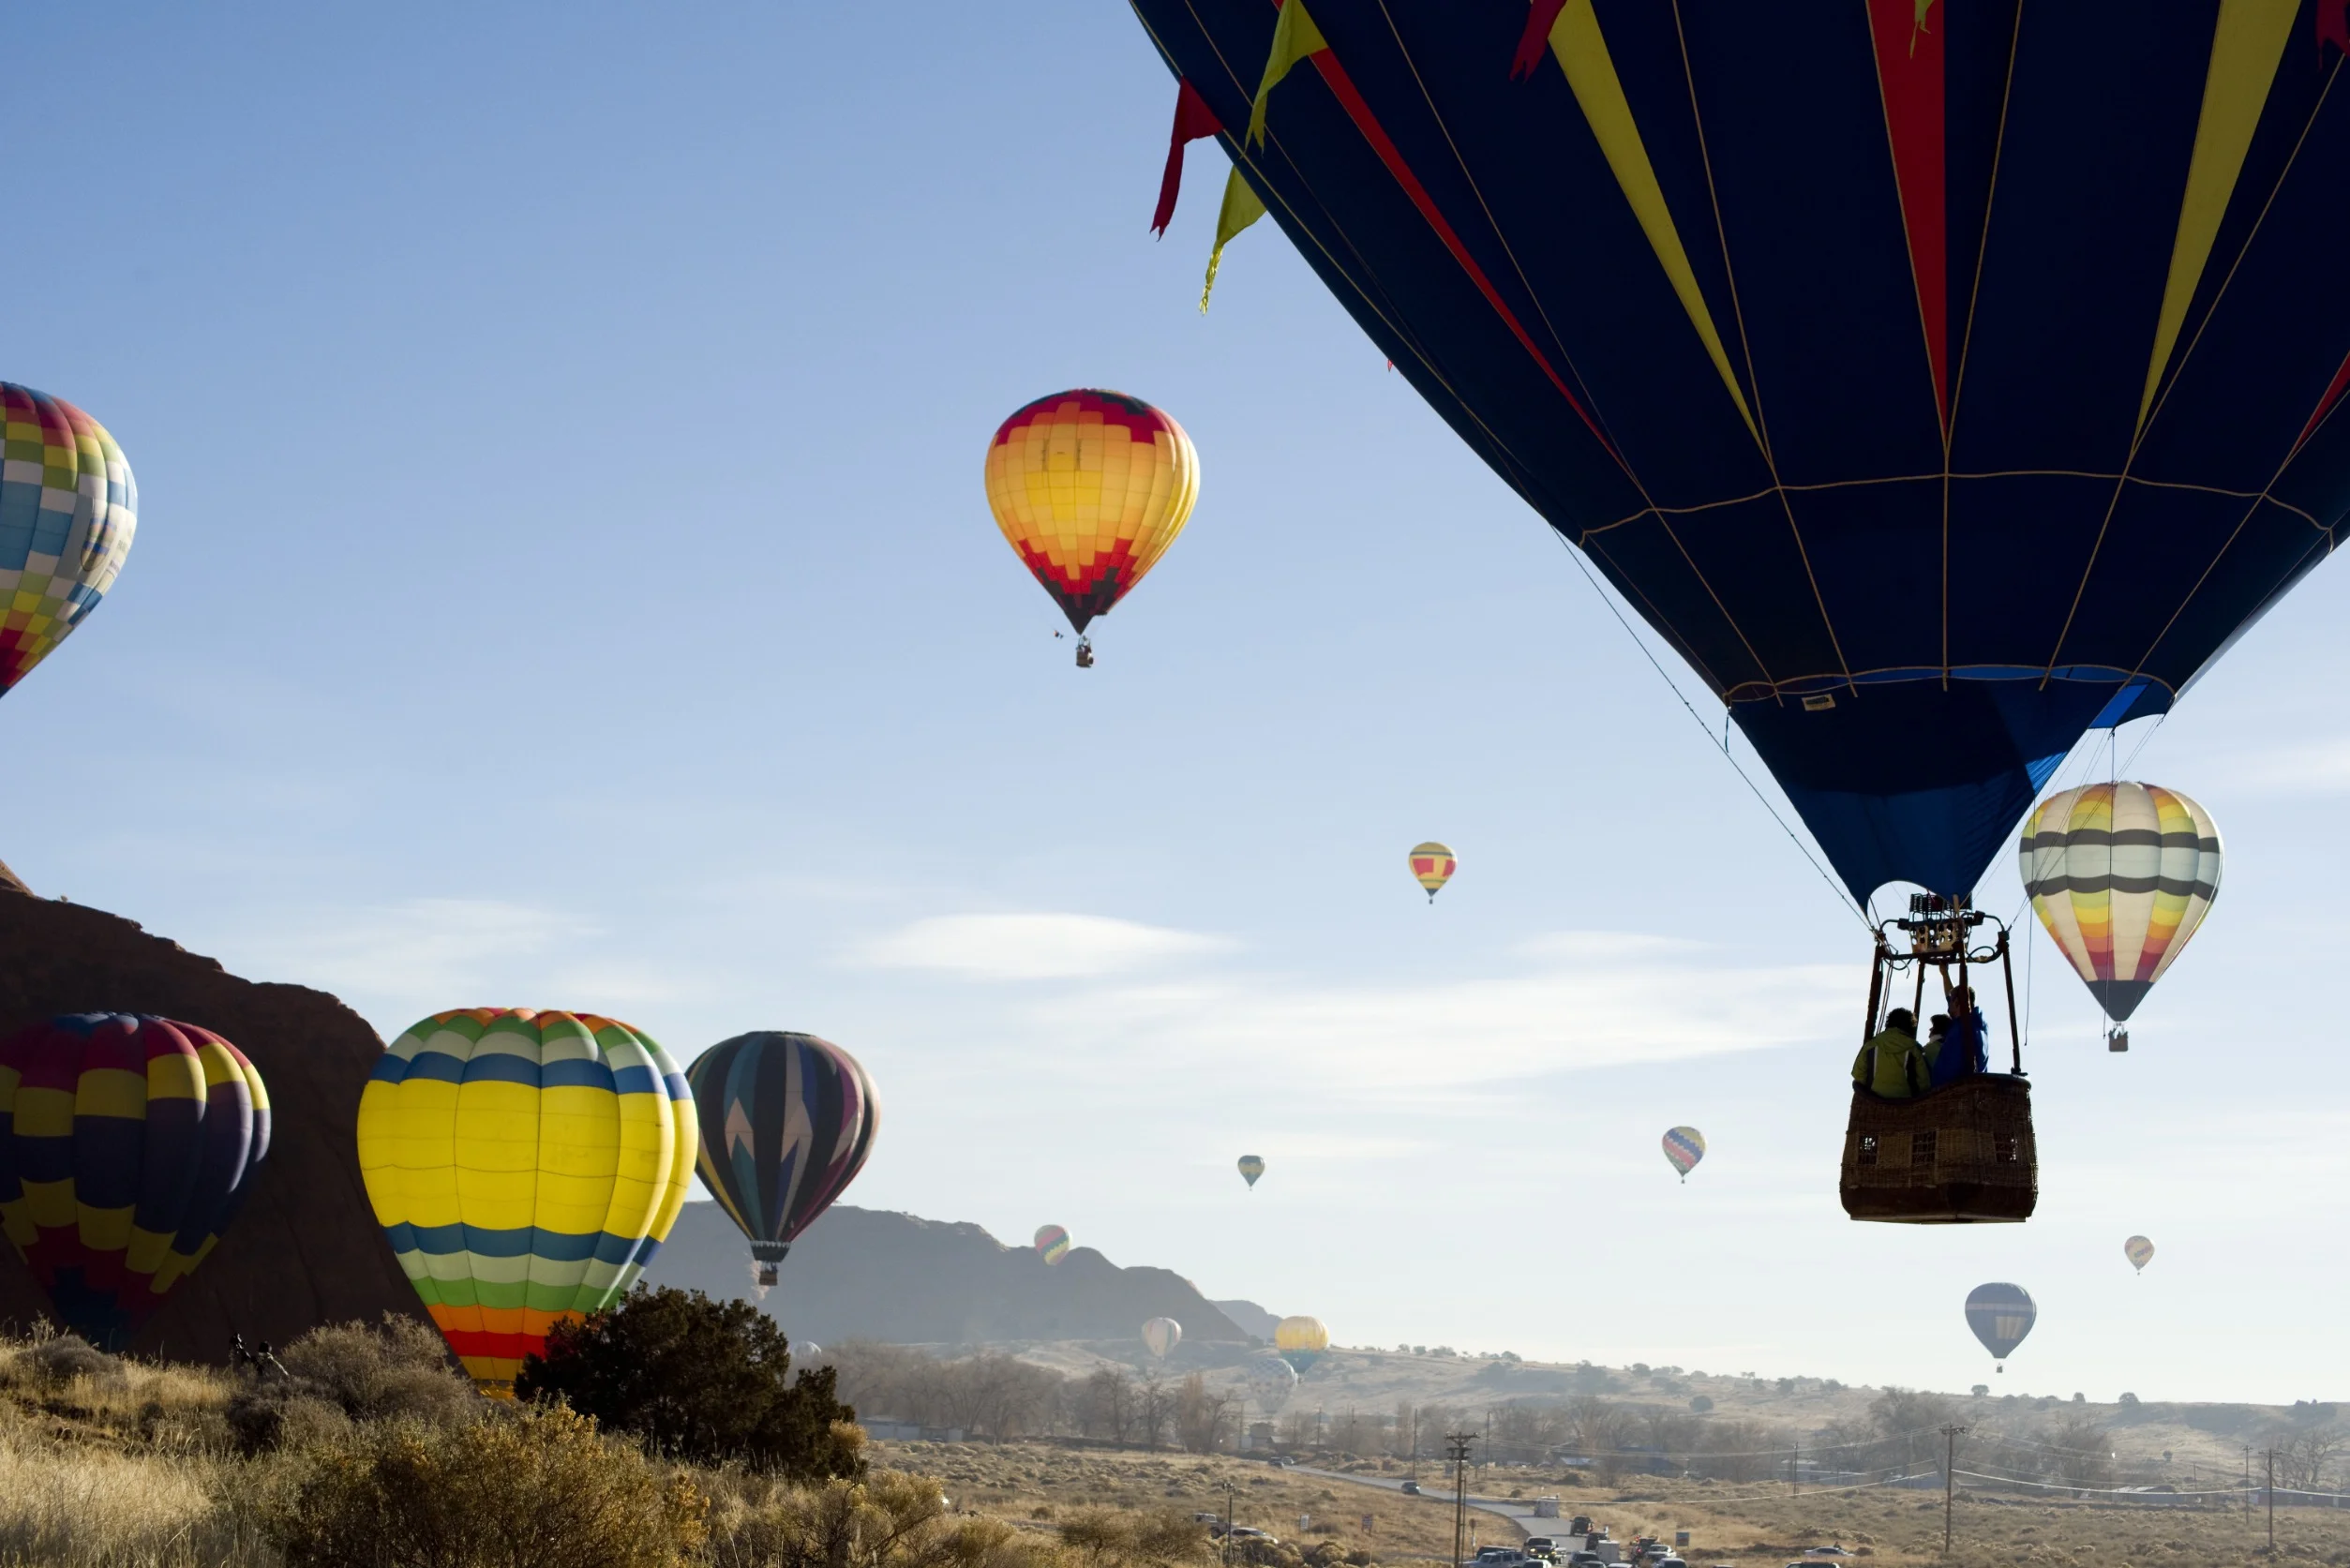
[356,1008,696,1393]
[0,1014,269,1351]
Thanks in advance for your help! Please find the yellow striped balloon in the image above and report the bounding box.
[1409,842,1456,903]
[2018,784,2221,1024]
[355,1008,696,1393]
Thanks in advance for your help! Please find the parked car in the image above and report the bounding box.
[1400,1482,1422,1496]
[1803,1550,1854,1560]
[1193,1514,1222,1525]
[1229,1528,1277,1545]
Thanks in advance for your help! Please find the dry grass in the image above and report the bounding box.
[873,1440,1489,1561]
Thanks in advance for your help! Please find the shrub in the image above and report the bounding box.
[264,1401,708,1568]
[1688,1396,1714,1414]
[226,1314,474,1454]
[225,1388,352,1456]
[705,1469,1069,1568]
[23,1335,123,1386]
[516,1285,864,1477]
[281,1314,476,1426]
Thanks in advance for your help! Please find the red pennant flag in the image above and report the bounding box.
[2321,0,2350,56]
[1512,0,1572,81]
[1153,80,1226,237]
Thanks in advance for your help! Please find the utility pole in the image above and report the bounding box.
[1790,1441,1801,1496]
[1410,1408,1420,1483]
[1446,1431,1477,1568]
[2268,1447,2277,1552]
[1940,1425,1968,1556]
[1220,1481,1238,1568]
[2246,1445,2253,1524]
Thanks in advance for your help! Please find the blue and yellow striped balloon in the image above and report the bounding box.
[1662,1126,1706,1182]
[0,1014,270,1351]
[355,1008,696,1393]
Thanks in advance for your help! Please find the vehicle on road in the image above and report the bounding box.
[1400,1482,1421,1496]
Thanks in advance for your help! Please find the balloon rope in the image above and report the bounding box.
[1544,530,1871,930]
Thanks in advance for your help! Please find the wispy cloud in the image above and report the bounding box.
[2208,737,2350,796]
[222,897,624,1012]
[850,913,1235,980]
[868,919,1848,1102]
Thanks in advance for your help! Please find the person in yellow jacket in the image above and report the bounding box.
[1851,1008,1930,1098]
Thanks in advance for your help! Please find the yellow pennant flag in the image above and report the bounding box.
[1200,166,1268,313]
[1247,0,1328,146]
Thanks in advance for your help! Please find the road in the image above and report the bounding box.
[1288,1463,1549,1547]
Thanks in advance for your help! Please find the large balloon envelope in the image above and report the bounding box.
[0,384,137,698]
[683,1031,878,1290]
[1131,2,2350,903]
[1236,1153,1265,1188]
[356,1009,696,1393]
[0,1014,268,1350]
[1143,1316,1183,1358]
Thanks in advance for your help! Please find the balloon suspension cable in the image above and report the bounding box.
[1542,529,1869,931]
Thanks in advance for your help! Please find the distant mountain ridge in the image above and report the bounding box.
[645,1203,1253,1347]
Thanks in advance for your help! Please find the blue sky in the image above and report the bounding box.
[5,3,2344,1404]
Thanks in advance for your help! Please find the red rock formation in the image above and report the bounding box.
[0,883,422,1362]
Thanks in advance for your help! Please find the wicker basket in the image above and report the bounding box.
[1839,1073,2037,1223]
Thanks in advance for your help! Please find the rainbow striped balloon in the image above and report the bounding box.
[1034,1223,1070,1264]
[0,1015,268,1351]
[2019,783,2221,1024]
[356,1009,696,1393]
[1662,1126,1706,1182]
[0,384,136,698]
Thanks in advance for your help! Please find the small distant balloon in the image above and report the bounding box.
[1143,1317,1182,1358]
[1237,1155,1265,1189]
[2124,1235,2155,1274]
[1409,842,1456,903]
[1965,1282,2037,1369]
[1662,1127,1706,1182]
[1035,1224,1070,1264]
[801,1343,823,1360]
[1245,1353,1298,1412]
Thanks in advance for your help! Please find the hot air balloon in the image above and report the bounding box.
[1245,1352,1298,1413]
[0,384,136,700]
[1131,6,2350,915]
[684,1031,878,1291]
[356,1008,696,1394]
[1662,1127,1706,1182]
[1143,1316,1183,1358]
[1964,1282,2037,1370]
[1035,1224,1070,1264]
[0,1015,268,1351]
[984,390,1199,667]
[1408,843,1456,903]
[2125,1235,2155,1273]
[1274,1314,1328,1353]
[2021,784,2221,1049]
[1237,1154,1265,1188]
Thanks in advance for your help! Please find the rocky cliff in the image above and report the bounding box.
[646,1202,1251,1347]
[0,883,420,1361]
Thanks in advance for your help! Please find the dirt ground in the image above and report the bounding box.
[878,1441,2350,1568]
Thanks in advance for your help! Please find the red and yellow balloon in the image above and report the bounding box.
[983,390,1198,659]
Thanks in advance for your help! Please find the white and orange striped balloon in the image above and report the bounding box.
[2018,783,2221,1024]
